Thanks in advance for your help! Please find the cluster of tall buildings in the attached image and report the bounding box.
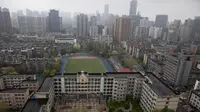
[0,0,200,43]
[0,7,12,33]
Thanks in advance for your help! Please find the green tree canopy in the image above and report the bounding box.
[0,67,18,74]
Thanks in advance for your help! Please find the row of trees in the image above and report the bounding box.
[84,41,111,58]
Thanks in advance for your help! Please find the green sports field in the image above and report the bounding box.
[66,58,106,73]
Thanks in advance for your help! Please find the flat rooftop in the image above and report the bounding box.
[56,72,144,78]
[22,80,37,83]
[0,88,28,93]
[21,98,48,112]
[37,77,53,92]
[146,73,175,96]
[192,89,200,97]
[106,72,144,78]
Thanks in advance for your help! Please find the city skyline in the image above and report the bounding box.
[1,0,200,21]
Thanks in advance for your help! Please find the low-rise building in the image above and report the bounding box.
[55,38,76,44]
[189,90,200,111]
[2,74,36,88]
[0,76,5,89]
[140,73,179,112]
[21,80,39,92]
[0,88,29,109]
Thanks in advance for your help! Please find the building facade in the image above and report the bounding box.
[155,15,168,28]
[115,16,131,42]
[54,72,145,101]
[0,88,29,109]
[163,54,193,87]
[0,76,5,89]
[21,80,39,92]
[2,74,36,88]
[129,0,137,16]
[76,14,89,37]
[189,90,200,111]
[48,10,61,32]
[89,16,98,37]
[18,16,47,33]
[0,7,12,33]
[140,73,179,112]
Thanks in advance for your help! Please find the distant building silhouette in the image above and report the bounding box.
[129,0,137,16]
[76,14,88,37]
[48,10,61,32]
[155,15,168,28]
[0,7,12,33]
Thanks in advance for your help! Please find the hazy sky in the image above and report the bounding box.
[0,0,200,21]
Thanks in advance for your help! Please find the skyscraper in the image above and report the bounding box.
[18,16,47,33]
[192,17,200,40]
[76,14,88,37]
[104,4,109,21]
[129,0,137,16]
[155,15,168,28]
[0,7,12,33]
[115,16,131,42]
[48,10,61,32]
[89,16,97,37]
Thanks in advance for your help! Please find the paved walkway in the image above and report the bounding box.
[59,56,68,73]
[114,102,132,112]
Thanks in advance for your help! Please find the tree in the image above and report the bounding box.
[0,67,18,74]
[60,48,67,55]
[43,68,50,76]
[50,69,56,76]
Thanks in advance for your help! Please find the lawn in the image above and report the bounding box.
[66,58,106,73]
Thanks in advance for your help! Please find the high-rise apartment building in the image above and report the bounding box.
[18,16,47,33]
[0,7,12,33]
[48,10,61,32]
[76,14,88,37]
[115,16,131,42]
[155,15,168,28]
[139,17,150,27]
[104,4,109,22]
[163,54,193,87]
[192,17,200,39]
[89,16,98,37]
[129,0,137,16]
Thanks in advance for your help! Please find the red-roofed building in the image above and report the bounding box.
[120,68,132,72]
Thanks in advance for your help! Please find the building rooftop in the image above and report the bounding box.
[37,77,53,92]
[106,72,144,78]
[192,89,200,97]
[120,68,132,72]
[146,73,176,96]
[22,80,38,83]
[56,72,144,78]
[0,88,28,93]
[21,98,48,112]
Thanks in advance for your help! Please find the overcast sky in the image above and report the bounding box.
[0,0,200,21]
